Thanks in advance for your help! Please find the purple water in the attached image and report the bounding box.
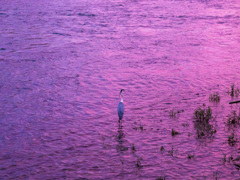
[1,0,240,179]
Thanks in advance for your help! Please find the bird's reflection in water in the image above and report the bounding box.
[116,120,128,179]
[116,120,128,152]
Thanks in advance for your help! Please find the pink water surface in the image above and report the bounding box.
[1,0,240,179]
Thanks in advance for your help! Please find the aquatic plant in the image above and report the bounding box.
[228,155,234,162]
[230,84,235,97]
[136,160,141,167]
[169,109,176,118]
[116,145,128,152]
[194,120,216,139]
[220,153,240,170]
[160,146,164,151]
[228,84,240,97]
[226,111,240,125]
[221,153,240,168]
[210,129,217,135]
[171,129,179,136]
[194,105,212,123]
[136,160,142,168]
[193,105,216,139]
[131,143,136,152]
[213,170,219,180]
[168,146,174,156]
[228,133,238,146]
[209,92,220,102]
[222,153,227,163]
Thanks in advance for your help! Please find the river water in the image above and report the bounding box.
[1,0,240,179]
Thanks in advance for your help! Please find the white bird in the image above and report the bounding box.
[117,89,125,120]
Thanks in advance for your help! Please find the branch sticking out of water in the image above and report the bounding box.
[229,100,240,104]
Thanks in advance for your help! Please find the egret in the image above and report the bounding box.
[117,89,125,120]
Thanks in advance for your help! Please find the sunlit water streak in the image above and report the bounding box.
[1,0,240,179]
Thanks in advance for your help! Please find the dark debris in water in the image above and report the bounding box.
[156,176,166,180]
[78,13,96,17]
[23,59,36,62]
[160,146,164,151]
[187,154,194,159]
[169,109,184,118]
[65,146,74,151]
[171,129,179,136]
[132,124,146,131]
[52,32,71,36]
[131,143,136,152]
[0,13,8,17]
[182,123,189,127]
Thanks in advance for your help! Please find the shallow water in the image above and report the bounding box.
[1,0,240,179]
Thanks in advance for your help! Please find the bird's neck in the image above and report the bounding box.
[120,93,123,102]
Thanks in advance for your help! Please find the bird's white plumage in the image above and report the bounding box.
[117,89,124,120]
